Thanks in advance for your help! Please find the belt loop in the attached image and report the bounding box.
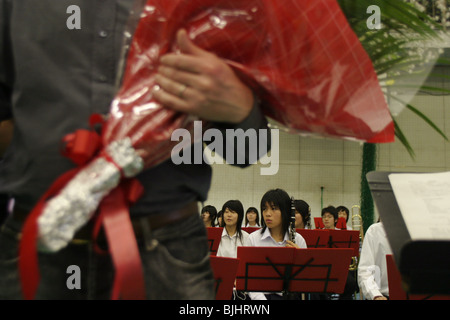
[140,218,158,251]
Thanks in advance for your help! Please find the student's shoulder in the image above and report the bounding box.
[248,229,261,241]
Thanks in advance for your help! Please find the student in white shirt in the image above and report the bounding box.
[247,189,307,300]
[358,221,392,300]
[216,200,250,258]
[217,200,250,300]
[244,207,260,228]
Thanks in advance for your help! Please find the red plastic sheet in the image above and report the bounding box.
[103,0,394,169]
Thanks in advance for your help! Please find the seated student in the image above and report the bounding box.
[248,189,307,300]
[358,220,391,300]
[336,205,352,230]
[294,199,311,229]
[201,205,217,228]
[319,205,358,300]
[217,200,250,258]
[216,209,224,227]
[217,200,250,300]
[244,207,260,227]
[321,205,339,229]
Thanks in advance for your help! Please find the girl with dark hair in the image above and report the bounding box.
[247,189,307,300]
[244,207,260,227]
[294,199,311,229]
[216,210,224,227]
[217,200,250,258]
[336,205,352,230]
[201,205,217,227]
[249,189,306,247]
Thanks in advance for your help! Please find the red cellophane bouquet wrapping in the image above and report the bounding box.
[19,0,394,299]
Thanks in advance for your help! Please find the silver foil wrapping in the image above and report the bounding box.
[37,138,144,252]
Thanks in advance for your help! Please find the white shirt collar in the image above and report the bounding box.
[221,227,237,239]
[260,227,288,244]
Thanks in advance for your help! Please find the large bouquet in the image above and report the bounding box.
[20,0,394,299]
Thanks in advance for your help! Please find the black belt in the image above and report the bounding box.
[11,201,199,242]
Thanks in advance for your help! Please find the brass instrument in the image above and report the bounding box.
[350,205,364,300]
[290,197,296,243]
[351,205,364,243]
[349,205,364,271]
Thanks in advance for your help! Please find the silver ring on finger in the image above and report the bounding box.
[178,84,188,98]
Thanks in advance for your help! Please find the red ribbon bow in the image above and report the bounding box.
[19,115,146,300]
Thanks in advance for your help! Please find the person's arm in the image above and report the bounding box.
[297,234,307,248]
[358,232,384,300]
[248,291,267,300]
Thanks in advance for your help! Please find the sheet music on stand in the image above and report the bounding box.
[388,171,450,240]
[367,171,450,295]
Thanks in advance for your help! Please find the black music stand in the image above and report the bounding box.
[367,171,450,295]
[386,254,450,300]
[327,230,360,257]
[235,247,353,298]
[207,227,223,256]
[210,256,240,300]
[296,229,330,248]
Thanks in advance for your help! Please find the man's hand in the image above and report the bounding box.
[152,29,254,124]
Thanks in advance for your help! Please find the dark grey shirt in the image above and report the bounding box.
[0,0,269,215]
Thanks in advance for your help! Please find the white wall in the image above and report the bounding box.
[204,93,450,227]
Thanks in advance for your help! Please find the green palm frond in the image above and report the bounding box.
[387,92,449,141]
[338,0,449,157]
[393,118,415,158]
[405,103,449,141]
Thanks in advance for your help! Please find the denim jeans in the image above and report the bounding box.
[0,213,215,300]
